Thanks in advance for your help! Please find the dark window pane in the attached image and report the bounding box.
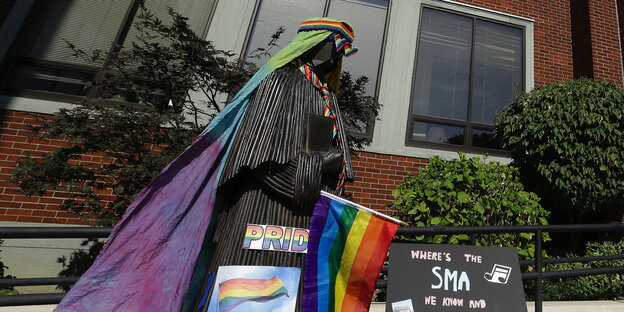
[26,0,129,66]
[2,1,127,97]
[5,64,91,96]
[327,0,388,95]
[412,121,464,145]
[412,8,473,121]
[245,0,326,66]
[125,0,216,46]
[471,20,523,125]
[472,128,501,149]
[327,0,388,134]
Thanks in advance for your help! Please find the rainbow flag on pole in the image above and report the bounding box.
[218,276,288,312]
[303,191,401,312]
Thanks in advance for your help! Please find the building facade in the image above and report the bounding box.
[0,0,623,224]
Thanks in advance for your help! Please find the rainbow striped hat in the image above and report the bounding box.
[298,18,359,57]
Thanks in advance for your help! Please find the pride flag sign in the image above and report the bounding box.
[303,191,401,312]
[218,276,288,312]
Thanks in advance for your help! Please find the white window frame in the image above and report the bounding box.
[365,0,533,162]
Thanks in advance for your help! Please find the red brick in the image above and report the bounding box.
[31,210,57,217]
[0,200,21,209]
[55,211,76,218]
[39,197,63,204]
[12,195,39,203]
[42,217,66,224]
[0,194,14,201]
[48,140,69,147]
[0,135,28,143]
[66,219,90,225]
[5,208,32,216]
[0,215,18,221]
[16,216,43,223]
[36,145,60,152]
[21,203,47,210]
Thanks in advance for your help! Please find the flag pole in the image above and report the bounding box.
[320,191,408,226]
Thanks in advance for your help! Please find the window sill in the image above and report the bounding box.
[404,139,509,158]
[0,93,78,115]
[358,143,512,164]
[0,90,153,115]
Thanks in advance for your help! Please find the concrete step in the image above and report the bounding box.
[1,301,623,312]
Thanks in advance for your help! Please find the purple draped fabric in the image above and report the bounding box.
[55,131,228,311]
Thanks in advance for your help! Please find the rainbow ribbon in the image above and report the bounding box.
[294,59,347,195]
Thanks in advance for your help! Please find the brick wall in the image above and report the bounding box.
[618,0,624,69]
[347,152,428,215]
[0,109,94,225]
[0,108,427,223]
[588,0,624,84]
[0,108,427,222]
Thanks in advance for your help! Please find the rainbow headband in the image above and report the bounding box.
[298,19,359,57]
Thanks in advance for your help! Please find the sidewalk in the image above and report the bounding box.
[1,301,623,312]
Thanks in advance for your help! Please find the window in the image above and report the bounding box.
[408,7,524,152]
[244,0,390,138]
[0,0,215,101]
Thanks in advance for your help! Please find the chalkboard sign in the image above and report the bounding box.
[386,243,527,312]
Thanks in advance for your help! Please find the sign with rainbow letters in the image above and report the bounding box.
[242,224,309,253]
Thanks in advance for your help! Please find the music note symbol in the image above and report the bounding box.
[484,264,512,284]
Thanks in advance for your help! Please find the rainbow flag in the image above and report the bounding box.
[303,192,400,312]
[218,276,288,312]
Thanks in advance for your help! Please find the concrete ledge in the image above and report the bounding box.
[525,300,624,312]
[369,301,624,312]
[0,304,57,312]
[1,301,623,312]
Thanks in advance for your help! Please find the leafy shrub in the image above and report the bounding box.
[0,240,18,295]
[391,153,549,258]
[495,78,624,220]
[543,239,624,300]
[56,239,104,292]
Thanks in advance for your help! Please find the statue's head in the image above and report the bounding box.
[296,18,358,90]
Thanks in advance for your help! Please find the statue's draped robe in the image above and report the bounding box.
[196,65,352,311]
[210,65,353,269]
[55,19,355,311]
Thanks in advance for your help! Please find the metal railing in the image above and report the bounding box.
[0,224,623,311]
[0,227,111,306]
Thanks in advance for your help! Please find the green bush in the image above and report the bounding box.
[56,239,104,292]
[0,240,18,295]
[391,153,549,258]
[495,78,624,220]
[543,239,624,300]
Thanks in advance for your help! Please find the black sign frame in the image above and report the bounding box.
[386,243,527,312]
